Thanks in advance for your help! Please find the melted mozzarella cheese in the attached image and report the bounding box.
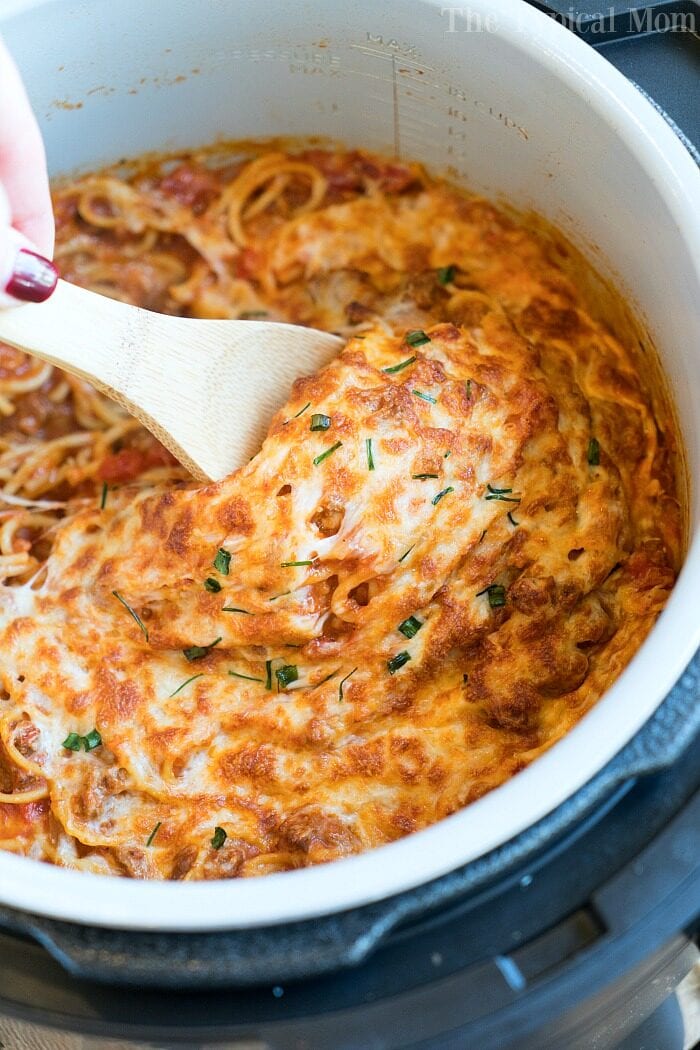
[0,149,679,880]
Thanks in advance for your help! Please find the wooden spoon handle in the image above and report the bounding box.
[0,280,343,480]
[0,279,139,389]
[0,279,193,466]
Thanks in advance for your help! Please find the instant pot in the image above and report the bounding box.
[0,0,698,1046]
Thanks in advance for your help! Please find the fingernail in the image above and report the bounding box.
[5,248,58,303]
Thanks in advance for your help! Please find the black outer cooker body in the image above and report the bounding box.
[0,6,698,1047]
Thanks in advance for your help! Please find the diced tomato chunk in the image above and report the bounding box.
[298,150,418,196]
[99,443,178,484]
[99,448,146,483]
[143,443,179,470]
[299,149,364,192]
[158,164,219,211]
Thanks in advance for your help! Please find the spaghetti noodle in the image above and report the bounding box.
[0,144,682,879]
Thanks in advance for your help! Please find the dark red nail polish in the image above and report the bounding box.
[5,249,58,303]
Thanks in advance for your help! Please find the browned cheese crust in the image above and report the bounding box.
[0,147,680,878]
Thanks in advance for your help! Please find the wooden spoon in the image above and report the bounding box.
[0,279,343,481]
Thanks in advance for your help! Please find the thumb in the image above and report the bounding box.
[0,183,57,309]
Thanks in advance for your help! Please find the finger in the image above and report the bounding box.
[0,37,54,256]
[0,181,9,226]
[0,223,58,308]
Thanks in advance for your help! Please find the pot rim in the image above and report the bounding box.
[0,0,699,932]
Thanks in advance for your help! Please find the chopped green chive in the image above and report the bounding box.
[479,529,487,543]
[222,606,252,615]
[387,651,412,674]
[476,584,507,608]
[213,548,231,575]
[268,591,291,602]
[62,730,101,752]
[317,668,340,688]
[405,329,431,347]
[507,511,520,527]
[366,438,375,471]
[204,577,222,593]
[169,673,204,698]
[183,637,222,662]
[444,450,452,459]
[275,664,299,691]
[313,441,342,466]
[310,413,331,432]
[146,821,162,847]
[284,402,311,425]
[587,437,600,466]
[398,545,415,563]
[437,264,456,285]
[382,355,417,375]
[466,379,473,400]
[339,667,357,701]
[413,473,439,480]
[281,560,314,568]
[432,486,454,506]
[100,482,108,509]
[265,660,273,690]
[112,591,149,642]
[398,615,423,639]
[228,669,264,682]
[485,484,521,503]
[489,586,507,608]
[211,826,227,850]
[412,389,437,404]
[83,729,102,751]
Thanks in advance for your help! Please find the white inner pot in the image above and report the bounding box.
[1,0,699,931]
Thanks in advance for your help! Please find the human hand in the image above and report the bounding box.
[0,36,57,307]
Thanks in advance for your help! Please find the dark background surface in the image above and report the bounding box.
[538,0,699,150]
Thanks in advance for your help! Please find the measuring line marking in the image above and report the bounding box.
[350,43,436,72]
[392,54,401,157]
[344,68,397,85]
